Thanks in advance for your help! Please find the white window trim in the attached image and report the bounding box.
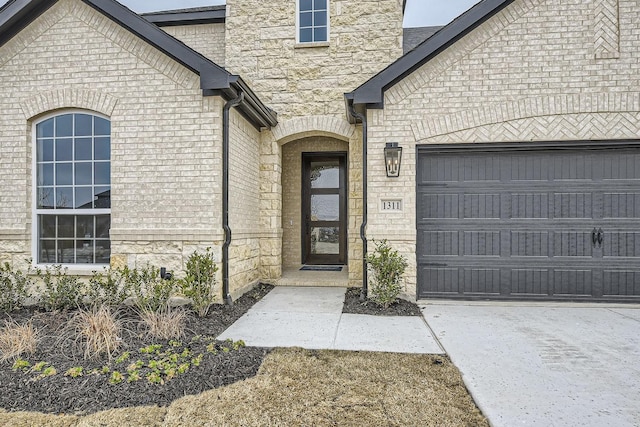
[31,109,112,271]
[296,0,330,44]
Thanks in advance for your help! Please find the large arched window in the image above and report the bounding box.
[34,112,111,265]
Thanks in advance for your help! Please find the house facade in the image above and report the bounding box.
[1,0,639,302]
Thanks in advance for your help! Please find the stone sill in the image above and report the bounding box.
[295,41,330,49]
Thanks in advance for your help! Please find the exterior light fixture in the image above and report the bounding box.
[384,142,402,177]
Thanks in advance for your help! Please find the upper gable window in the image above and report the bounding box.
[298,0,329,43]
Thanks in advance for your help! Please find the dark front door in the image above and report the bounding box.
[302,153,347,265]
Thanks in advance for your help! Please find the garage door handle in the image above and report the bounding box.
[597,228,604,247]
[591,228,598,247]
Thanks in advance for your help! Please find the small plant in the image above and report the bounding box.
[64,367,83,378]
[36,265,84,311]
[366,239,408,309]
[127,266,177,313]
[0,320,39,362]
[0,262,33,312]
[140,307,187,340]
[140,344,162,354]
[12,358,31,371]
[180,248,219,317]
[147,371,163,385]
[65,306,122,360]
[31,361,48,372]
[115,351,130,364]
[127,370,141,383]
[40,366,57,378]
[109,371,124,385]
[87,267,131,308]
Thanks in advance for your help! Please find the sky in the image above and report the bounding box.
[0,0,483,28]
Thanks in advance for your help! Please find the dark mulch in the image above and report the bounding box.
[342,287,423,316]
[0,284,274,416]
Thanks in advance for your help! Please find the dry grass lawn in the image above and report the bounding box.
[0,348,487,426]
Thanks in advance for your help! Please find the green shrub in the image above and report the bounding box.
[87,267,131,308]
[36,265,84,311]
[366,240,408,309]
[181,248,219,317]
[127,266,176,313]
[0,262,33,312]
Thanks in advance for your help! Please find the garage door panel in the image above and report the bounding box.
[418,193,459,219]
[511,269,550,295]
[511,193,550,219]
[553,269,594,296]
[552,231,594,257]
[510,155,548,181]
[463,194,502,218]
[463,231,501,256]
[602,154,640,180]
[602,231,640,258]
[462,156,500,181]
[553,192,595,219]
[603,193,640,218]
[510,231,550,257]
[419,231,458,256]
[603,271,640,296]
[420,267,460,293]
[462,268,501,294]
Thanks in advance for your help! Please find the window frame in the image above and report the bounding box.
[296,0,330,44]
[31,110,111,269]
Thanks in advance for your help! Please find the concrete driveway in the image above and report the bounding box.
[422,302,640,427]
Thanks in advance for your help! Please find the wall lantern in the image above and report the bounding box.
[384,142,402,177]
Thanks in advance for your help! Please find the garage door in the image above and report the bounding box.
[417,142,640,301]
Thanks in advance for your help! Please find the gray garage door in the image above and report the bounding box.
[417,142,640,301]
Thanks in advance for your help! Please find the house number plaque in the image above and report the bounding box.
[381,199,402,212]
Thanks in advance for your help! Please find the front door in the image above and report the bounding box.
[302,153,347,265]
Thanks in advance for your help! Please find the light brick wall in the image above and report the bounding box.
[162,23,226,66]
[224,0,403,119]
[366,0,640,294]
[0,0,225,273]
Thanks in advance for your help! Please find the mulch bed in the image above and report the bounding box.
[0,284,274,416]
[342,287,423,316]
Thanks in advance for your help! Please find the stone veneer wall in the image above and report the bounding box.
[365,0,640,294]
[162,23,226,67]
[0,0,229,281]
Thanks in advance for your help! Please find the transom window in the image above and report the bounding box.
[298,0,328,43]
[34,112,111,265]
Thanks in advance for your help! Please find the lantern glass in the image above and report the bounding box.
[384,143,402,177]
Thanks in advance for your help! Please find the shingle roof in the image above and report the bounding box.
[403,26,442,54]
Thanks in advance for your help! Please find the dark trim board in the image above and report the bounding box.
[416,140,640,302]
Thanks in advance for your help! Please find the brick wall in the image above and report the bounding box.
[162,23,226,67]
[366,0,640,292]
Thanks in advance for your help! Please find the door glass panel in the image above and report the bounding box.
[311,194,339,221]
[311,227,339,255]
[310,161,339,188]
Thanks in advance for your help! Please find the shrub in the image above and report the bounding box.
[140,307,187,340]
[65,306,122,360]
[0,262,33,312]
[181,248,219,317]
[36,265,84,311]
[0,320,39,362]
[126,266,177,313]
[366,239,408,309]
[87,267,131,308]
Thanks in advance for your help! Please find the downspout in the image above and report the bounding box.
[222,90,245,306]
[348,105,368,302]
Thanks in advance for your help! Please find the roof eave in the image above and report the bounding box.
[143,10,225,27]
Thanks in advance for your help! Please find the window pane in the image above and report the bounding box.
[76,215,94,238]
[55,139,73,161]
[75,187,93,209]
[39,216,56,238]
[314,0,327,9]
[300,11,312,27]
[94,117,110,136]
[75,162,92,186]
[74,114,93,136]
[300,28,313,43]
[76,240,94,264]
[38,163,54,186]
[94,187,111,209]
[56,163,73,185]
[39,240,56,264]
[58,216,75,238]
[96,215,110,238]
[310,161,339,188]
[314,27,327,42]
[314,11,326,26]
[311,195,340,221]
[37,119,54,138]
[94,137,110,160]
[38,139,54,162]
[300,0,312,11]
[38,188,54,209]
[94,162,110,185]
[59,240,75,263]
[311,227,339,255]
[55,115,73,137]
[95,240,111,264]
[56,187,74,209]
[75,138,92,161]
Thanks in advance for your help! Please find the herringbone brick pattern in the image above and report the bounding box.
[594,0,620,59]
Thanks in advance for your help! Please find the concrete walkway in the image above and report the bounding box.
[422,302,640,427]
[217,286,443,354]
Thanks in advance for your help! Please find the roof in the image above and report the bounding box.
[0,0,276,128]
[403,26,442,54]
[141,5,226,27]
[347,0,516,114]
